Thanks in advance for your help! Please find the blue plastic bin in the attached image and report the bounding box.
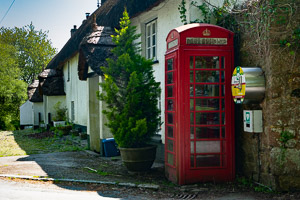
[102,138,120,157]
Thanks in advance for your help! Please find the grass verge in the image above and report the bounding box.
[0,129,87,157]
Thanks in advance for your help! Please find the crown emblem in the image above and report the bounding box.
[203,28,211,36]
[171,32,174,39]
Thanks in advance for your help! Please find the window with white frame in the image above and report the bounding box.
[146,19,157,60]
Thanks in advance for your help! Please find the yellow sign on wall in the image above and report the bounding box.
[231,66,246,104]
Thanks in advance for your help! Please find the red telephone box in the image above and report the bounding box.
[164,24,235,185]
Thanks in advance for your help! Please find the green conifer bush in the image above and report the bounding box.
[98,10,161,148]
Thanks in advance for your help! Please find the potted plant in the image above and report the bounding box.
[52,101,68,127]
[98,10,161,172]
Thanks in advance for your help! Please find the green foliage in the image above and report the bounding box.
[0,40,27,130]
[98,10,161,148]
[52,101,67,121]
[0,23,56,84]
[178,0,188,25]
[178,0,299,65]
[278,130,295,166]
[279,130,294,147]
[236,176,273,193]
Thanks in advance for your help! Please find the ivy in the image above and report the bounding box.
[177,0,299,66]
[178,0,187,25]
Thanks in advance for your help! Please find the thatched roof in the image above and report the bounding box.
[78,25,116,80]
[46,0,164,72]
[38,69,65,96]
[27,80,43,102]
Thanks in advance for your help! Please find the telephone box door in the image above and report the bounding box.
[183,51,234,183]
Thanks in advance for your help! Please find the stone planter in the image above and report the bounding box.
[119,145,157,172]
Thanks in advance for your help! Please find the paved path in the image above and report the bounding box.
[0,178,118,200]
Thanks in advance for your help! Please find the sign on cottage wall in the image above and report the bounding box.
[231,66,246,104]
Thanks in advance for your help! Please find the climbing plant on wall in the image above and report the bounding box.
[178,0,299,67]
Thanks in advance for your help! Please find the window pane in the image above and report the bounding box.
[195,99,219,111]
[196,127,220,139]
[190,56,194,69]
[195,112,220,125]
[167,126,174,138]
[167,153,174,166]
[167,113,174,124]
[190,99,194,111]
[195,56,219,69]
[167,86,173,97]
[190,85,194,97]
[195,71,219,83]
[190,141,194,153]
[167,59,173,71]
[221,99,225,111]
[190,155,194,167]
[153,46,156,57]
[190,126,194,139]
[221,71,225,82]
[147,37,150,47]
[221,57,225,69]
[195,141,220,153]
[152,34,156,45]
[222,126,225,138]
[147,26,150,36]
[152,22,156,34]
[195,85,219,96]
[167,140,174,152]
[190,71,194,83]
[190,112,194,125]
[147,48,150,59]
[221,85,225,96]
[196,155,220,167]
[167,100,174,111]
[167,72,173,84]
[222,112,225,125]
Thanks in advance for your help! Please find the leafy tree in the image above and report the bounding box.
[0,40,27,130]
[0,23,56,84]
[98,10,161,148]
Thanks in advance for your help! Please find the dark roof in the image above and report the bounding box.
[27,80,43,102]
[38,69,65,96]
[78,25,116,80]
[46,0,164,71]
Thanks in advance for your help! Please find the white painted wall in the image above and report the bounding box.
[63,54,88,126]
[43,95,66,124]
[33,102,44,125]
[20,100,33,125]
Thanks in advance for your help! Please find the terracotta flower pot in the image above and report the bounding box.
[119,145,157,172]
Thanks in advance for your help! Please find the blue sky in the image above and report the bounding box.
[0,0,99,51]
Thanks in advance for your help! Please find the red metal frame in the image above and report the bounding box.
[165,24,235,185]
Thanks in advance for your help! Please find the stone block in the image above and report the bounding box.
[279,176,300,191]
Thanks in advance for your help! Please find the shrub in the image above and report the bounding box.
[98,10,161,148]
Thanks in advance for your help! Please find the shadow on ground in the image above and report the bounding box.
[0,130,175,199]
[1,130,300,199]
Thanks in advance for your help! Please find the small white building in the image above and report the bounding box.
[20,80,44,128]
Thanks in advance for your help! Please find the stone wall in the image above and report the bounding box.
[238,1,300,190]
